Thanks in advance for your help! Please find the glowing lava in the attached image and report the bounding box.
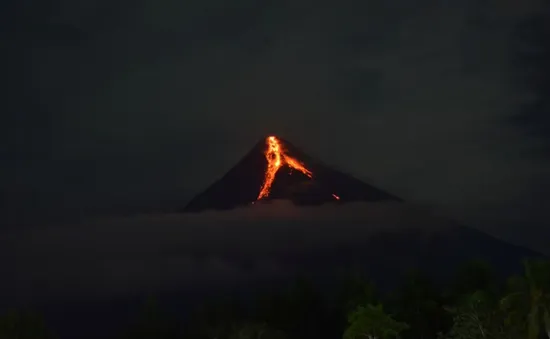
[257,136,313,200]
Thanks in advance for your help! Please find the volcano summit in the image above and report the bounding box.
[184,136,401,212]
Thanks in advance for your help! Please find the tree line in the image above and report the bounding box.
[1,258,549,339]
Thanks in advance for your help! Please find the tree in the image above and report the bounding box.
[204,322,287,339]
[439,290,508,339]
[343,304,409,339]
[190,294,247,339]
[121,296,181,339]
[448,260,498,301]
[500,259,550,339]
[0,310,57,339]
[227,323,287,339]
[335,273,378,319]
[255,277,328,339]
[392,271,445,339]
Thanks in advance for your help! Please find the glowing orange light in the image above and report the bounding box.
[257,136,313,200]
[332,193,340,200]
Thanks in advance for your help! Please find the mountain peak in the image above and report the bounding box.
[183,136,401,212]
[256,135,313,200]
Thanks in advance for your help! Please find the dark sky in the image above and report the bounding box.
[2,0,549,253]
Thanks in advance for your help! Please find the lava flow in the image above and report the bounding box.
[257,136,313,200]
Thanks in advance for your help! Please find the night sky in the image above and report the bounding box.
[2,0,549,255]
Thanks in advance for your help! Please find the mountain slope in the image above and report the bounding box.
[183,136,400,212]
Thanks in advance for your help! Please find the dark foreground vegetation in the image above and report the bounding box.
[1,258,549,339]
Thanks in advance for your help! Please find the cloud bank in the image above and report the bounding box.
[1,201,450,305]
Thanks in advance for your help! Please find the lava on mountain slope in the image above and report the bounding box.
[182,135,401,212]
[256,136,338,201]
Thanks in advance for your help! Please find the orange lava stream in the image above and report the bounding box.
[257,136,313,200]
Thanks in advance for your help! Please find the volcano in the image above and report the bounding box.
[184,136,401,212]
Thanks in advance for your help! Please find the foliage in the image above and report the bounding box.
[448,260,498,301]
[439,290,501,339]
[340,273,378,313]
[0,311,57,339]
[227,323,287,339]
[389,271,451,339]
[343,304,409,339]
[438,259,550,339]
[391,270,446,339]
[500,259,550,339]
[121,296,181,339]
[4,258,550,339]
